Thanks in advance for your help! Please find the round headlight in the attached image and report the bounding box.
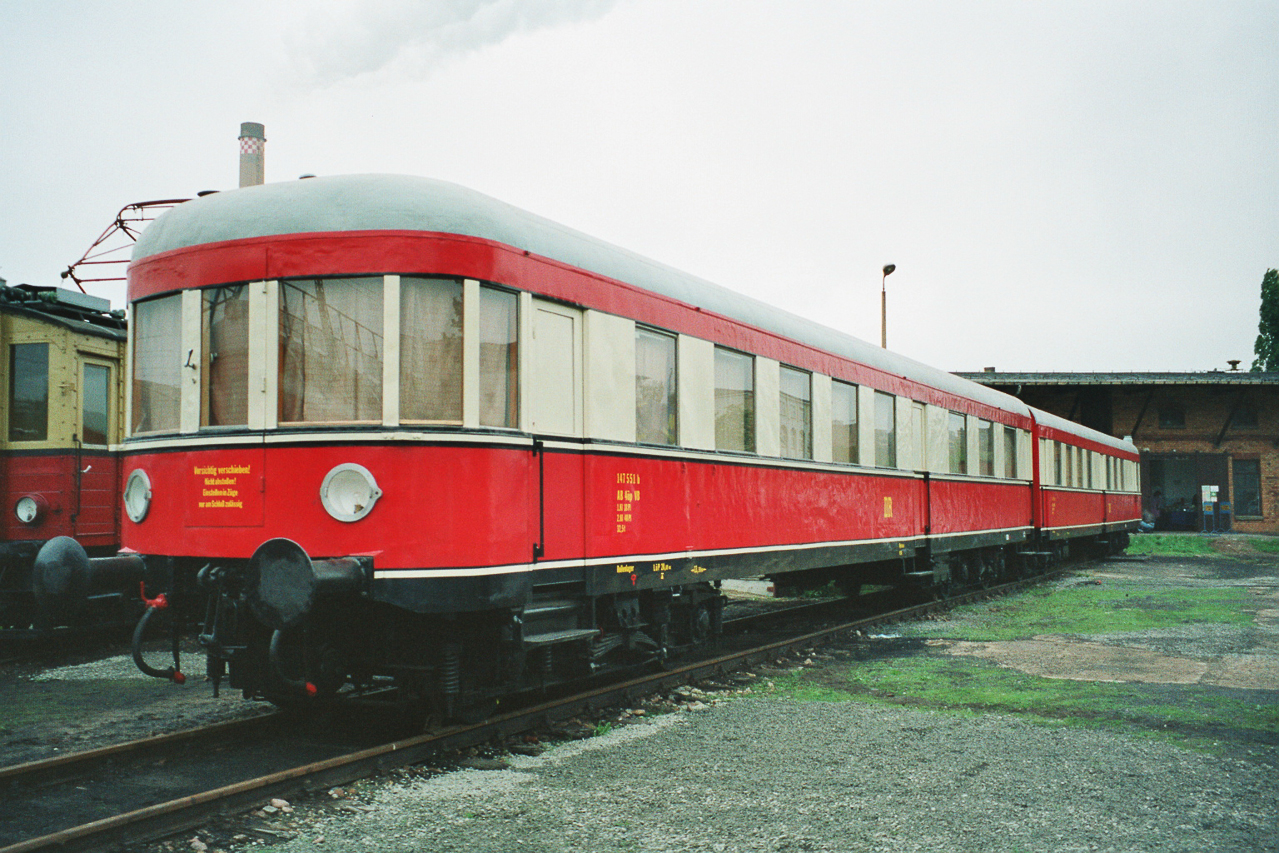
[320,463,382,522]
[15,494,47,525]
[123,469,152,523]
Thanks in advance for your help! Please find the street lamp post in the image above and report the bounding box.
[880,264,896,349]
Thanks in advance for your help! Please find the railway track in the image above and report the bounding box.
[0,568,1069,853]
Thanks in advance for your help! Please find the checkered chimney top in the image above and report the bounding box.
[238,122,266,188]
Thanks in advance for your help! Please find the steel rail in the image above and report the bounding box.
[0,568,1069,853]
[0,712,277,790]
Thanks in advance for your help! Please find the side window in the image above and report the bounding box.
[948,411,967,474]
[479,286,519,428]
[81,361,113,445]
[874,391,896,468]
[636,327,677,445]
[977,419,994,477]
[714,347,754,452]
[201,284,250,427]
[831,380,858,463]
[400,277,463,423]
[912,402,926,470]
[8,342,49,441]
[1158,403,1185,429]
[279,277,384,424]
[1004,426,1017,479]
[132,293,183,434]
[1054,441,1063,486]
[1232,458,1261,516]
[1233,400,1258,429]
[779,365,812,459]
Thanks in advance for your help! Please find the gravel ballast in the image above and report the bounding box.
[6,546,1272,852]
[262,699,1276,853]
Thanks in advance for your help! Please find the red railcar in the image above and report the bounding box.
[37,175,1140,710]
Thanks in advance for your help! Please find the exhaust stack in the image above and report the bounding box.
[238,122,266,188]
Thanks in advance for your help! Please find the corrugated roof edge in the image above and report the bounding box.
[133,174,1027,418]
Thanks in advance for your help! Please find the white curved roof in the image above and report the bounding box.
[1031,407,1138,454]
[135,174,1028,417]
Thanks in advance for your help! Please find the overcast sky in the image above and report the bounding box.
[2,1,1275,372]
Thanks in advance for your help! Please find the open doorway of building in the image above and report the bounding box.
[1142,452,1228,531]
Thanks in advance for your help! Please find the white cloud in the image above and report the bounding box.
[282,0,622,89]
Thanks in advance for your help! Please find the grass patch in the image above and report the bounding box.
[1124,534,1217,556]
[905,584,1251,642]
[768,657,1279,743]
[1249,538,1279,554]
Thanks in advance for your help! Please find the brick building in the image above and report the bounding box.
[956,371,1279,535]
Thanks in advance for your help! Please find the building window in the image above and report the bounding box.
[201,284,250,427]
[479,286,519,428]
[1158,403,1185,429]
[779,365,812,459]
[715,347,754,452]
[1233,459,1262,517]
[948,411,966,474]
[977,419,994,477]
[132,293,183,434]
[8,343,49,441]
[279,278,384,423]
[832,380,858,463]
[1232,400,1258,429]
[82,363,111,445]
[874,391,896,468]
[401,277,463,423]
[1004,426,1018,479]
[636,327,677,445]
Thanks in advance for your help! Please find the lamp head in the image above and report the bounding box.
[882,264,896,276]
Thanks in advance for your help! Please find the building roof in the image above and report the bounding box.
[956,372,1279,386]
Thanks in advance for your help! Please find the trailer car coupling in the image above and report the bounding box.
[131,582,185,684]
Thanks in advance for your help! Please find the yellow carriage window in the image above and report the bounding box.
[82,363,111,445]
[400,277,463,423]
[8,343,48,441]
[132,294,182,434]
[279,278,383,424]
[202,285,249,427]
